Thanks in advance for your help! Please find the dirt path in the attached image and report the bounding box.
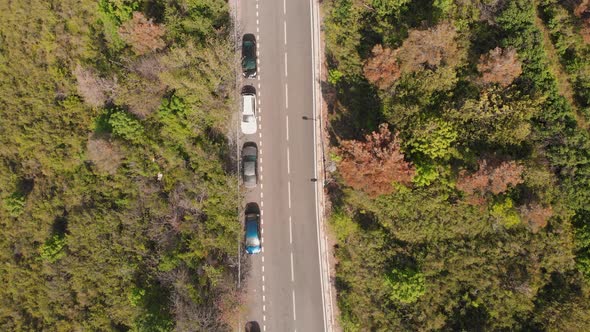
[533,1,589,129]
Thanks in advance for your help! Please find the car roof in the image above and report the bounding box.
[242,94,255,115]
[243,144,257,155]
[245,218,259,237]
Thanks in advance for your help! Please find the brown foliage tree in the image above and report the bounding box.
[114,71,166,118]
[519,203,553,233]
[477,47,522,87]
[397,22,463,73]
[574,0,590,42]
[119,12,166,55]
[73,65,117,107]
[338,124,415,197]
[86,135,123,174]
[363,44,401,89]
[457,159,525,197]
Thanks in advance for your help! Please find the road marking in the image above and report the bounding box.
[257,26,259,33]
[261,209,263,216]
[288,181,291,209]
[262,265,264,273]
[285,83,289,107]
[284,52,288,77]
[263,304,265,311]
[256,3,258,9]
[284,20,287,45]
[258,83,261,89]
[292,290,297,321]
[289,216,293,244]
[286,115,290,141]
[287,147,290,174]
[258,90,261,97]
[261,228,264,235]
[262,285,265,292]
[257,19,259,25]
[259,124,262,130]
[308,0,332,327]
[261,174,263,181]
[256,10,259,17]
[263,315,266,322]
[290,252,295,282]
[263,326,266,331]
[261,201,264,208]
[283,0,286,14]
[260,192,263,199]
[260,183,263,190]
[259,132,262,138]
[263,295,265,302]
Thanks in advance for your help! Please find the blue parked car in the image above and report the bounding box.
[245,203,261,254]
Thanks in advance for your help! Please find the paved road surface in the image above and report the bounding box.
[236,0,329,330]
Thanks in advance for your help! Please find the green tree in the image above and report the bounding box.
[384,267,426,304]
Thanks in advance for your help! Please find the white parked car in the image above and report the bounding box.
[241,92,257,135]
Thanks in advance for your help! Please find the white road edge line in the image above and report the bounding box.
[309,0,331,328]
[289,216,293,244]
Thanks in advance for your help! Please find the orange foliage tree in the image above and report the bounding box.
[457,159,524,197]
[396,21,463,73]
[363,44,401,90]
[338,124,415,197]
[119,12,166,55]
[519,203,553,233]
[477,47,522,87]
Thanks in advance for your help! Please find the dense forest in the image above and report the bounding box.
[324,0,590,330]
[0,0,240,330]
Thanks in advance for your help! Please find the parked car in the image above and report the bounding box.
[244,203,261,254]
[242,34,257,78]
[241,88,257,135]
[242,142,258,188]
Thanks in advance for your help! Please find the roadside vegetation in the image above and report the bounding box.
[323,0,590,329]
[0,0,240,330]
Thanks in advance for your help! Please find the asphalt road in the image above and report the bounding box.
[237,0,328,330]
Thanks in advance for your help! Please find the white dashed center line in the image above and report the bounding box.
[287,147,291,174]
[285,83,289,109]
[286,115,290,141]
[290,252,295,282]
[284,52,288,77]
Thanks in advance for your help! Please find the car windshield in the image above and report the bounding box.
[244,160,255,176]
[243,114,254,122]
[246,235,260,247]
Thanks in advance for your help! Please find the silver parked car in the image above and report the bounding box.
[242,142,258,188]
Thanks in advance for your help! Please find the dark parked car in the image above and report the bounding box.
[242,142,258,188]
[245,321,261,332]
[242,34,257,78]
[244,203,261,254]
